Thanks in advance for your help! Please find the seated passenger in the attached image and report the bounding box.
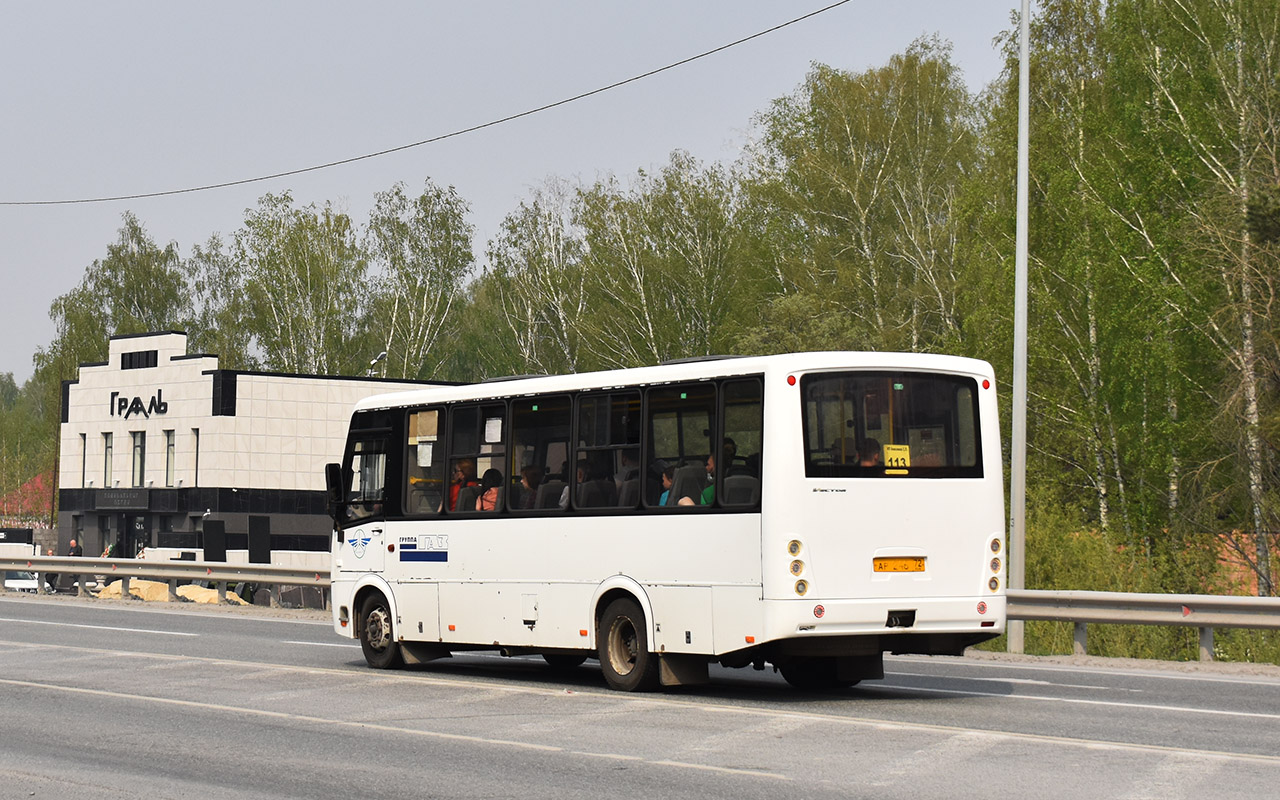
[447,459,478,511]
[475,468,503,511]
[657,465,675,506]
[700,441,736,505]
[519,465,543,509]
[559,460,588,510]
[859,438,882,467]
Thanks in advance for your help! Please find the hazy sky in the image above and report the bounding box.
[0,1,1021,383]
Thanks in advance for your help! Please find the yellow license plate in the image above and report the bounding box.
[874,557,926,572]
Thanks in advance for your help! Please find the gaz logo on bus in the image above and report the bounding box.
[399,534,448,563]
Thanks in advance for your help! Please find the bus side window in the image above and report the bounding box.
[445,403,506,514]
[721,379,763,508]
[406,408,444,515]
[645,383,715,509]
[575,391,640,509]
[510,395,571,512]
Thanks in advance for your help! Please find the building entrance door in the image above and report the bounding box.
[121,514,150,557]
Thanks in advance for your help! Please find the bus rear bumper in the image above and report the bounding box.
[766,594,1006,643]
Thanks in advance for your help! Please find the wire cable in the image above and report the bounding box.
[2,1,851,207]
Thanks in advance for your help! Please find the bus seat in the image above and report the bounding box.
[617,478,640,508]
[535,480,566,509]
[456,485,480,513]
[669,465,706,505]
[580,479,618,508]
[723,475,761,506]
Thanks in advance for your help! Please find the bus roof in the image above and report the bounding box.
[351,351,995,414]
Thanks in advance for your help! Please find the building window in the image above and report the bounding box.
[103,433,113,486]
[192,428,200,487]
[131,432,146,488]
[164,430,175,487]
[122,350,158,370]
[80,433,87,488]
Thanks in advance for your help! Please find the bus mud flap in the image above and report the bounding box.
[659,654,709,686]
[400,642,452,665]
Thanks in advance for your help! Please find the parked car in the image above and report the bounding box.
[3,570,40,593]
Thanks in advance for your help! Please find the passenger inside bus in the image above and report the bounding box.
[859,438,882,467]
[475,468,503,511]
[447,459,478,511]
[517,465,543,509]
[657,465,675,506]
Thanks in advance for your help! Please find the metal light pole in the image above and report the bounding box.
[1008,0,1031,654]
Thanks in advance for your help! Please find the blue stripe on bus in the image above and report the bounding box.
[400,551,447,562]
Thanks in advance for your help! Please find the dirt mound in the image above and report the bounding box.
[96,579,248,605]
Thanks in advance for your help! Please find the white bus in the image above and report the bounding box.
[326,352,1005,691]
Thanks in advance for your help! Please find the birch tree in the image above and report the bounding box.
[232,192,368,375]
[577,152,748,367]
[745,37,979,354]
[1103,0,1280,594]
[484,179,587,375]
[365,179,474,380]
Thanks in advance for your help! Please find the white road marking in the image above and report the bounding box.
[888,655,1280,687]
[283,640,360,648]
[870,682,1280,720]
[0,617,197,637]
[889,670,1143,692]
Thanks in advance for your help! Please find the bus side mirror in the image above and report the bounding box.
[324,462,343,509]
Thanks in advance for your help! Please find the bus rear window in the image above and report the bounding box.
[801,372,982,478]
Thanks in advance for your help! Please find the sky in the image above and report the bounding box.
[0,1,1022,384]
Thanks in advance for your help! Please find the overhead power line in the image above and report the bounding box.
[2,1,852,207]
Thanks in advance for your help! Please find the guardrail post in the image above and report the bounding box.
[1073,621,1088,656]
[1199,627,1214,662]
[217,581,227,604]
[121,575,131,599]
[77,574,87,597]
[167,579,179,602]
[270,584,281,609]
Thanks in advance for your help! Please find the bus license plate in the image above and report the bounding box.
[873,557,926,572]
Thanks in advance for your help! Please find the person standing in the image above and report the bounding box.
[44,547,58,593]
[66,538,84,593]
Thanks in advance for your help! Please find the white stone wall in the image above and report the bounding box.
[60,332,426,493]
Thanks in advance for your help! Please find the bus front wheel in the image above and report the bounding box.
[360,593,403,669]
[598,598,659,692]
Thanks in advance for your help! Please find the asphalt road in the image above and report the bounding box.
[2,593,1279,799]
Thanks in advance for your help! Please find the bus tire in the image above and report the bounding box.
[360,593,403,669]
[598,598,659,692]
[543,653,589,670]
[779,657,859,691]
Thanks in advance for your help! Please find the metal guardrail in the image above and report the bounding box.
[1007,588,1280,661]
[0,555,329,605]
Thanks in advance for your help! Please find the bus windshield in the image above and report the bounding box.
[801,371,982,478]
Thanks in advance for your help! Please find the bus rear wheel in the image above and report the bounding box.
[598,598,659,692]
[778,657,859,691]
[360,593,403,669]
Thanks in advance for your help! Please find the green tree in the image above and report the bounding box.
[744,37,980,355]
[231,192,369,374]
[365,179,474,380]
[483,178,587,375]
[577,151,751,367]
